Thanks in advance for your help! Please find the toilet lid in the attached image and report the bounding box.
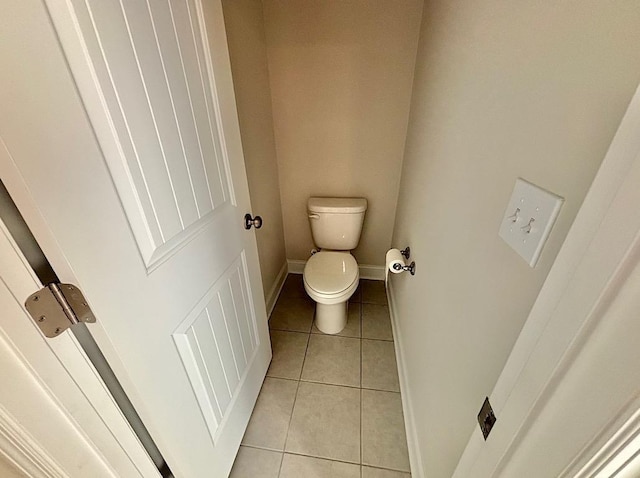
[304,251,358,295]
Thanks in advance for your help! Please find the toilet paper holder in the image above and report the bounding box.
[400,247,410,259]
[393,260,416,275]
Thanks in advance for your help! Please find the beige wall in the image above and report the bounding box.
[222,0,287,299]
[263,0,423,266]
[390,2,640,477]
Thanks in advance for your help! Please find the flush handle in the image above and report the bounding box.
[308,214,320,220]
[244,213,263,230]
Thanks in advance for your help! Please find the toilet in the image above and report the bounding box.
[303,197,367,334]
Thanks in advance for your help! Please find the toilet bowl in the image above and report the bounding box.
[303,251,359,334]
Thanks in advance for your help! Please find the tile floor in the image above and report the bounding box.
[230,275,411,478]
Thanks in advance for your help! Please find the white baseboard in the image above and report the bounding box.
[387,279,425,478]
[358,263,385,280]
[265,261,288,318]
[287,259,306,275]
[286,259,385,281]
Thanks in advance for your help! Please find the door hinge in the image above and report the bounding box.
[25,283,96,337]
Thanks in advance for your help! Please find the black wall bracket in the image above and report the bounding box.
[478,397,497,440]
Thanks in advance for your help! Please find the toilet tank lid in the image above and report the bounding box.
[308,197,367,213]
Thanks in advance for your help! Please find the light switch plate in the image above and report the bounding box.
[499,178,563,267]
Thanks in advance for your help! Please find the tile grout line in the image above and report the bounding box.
[268,279,307,477]
[275,339,306,477]
[276,449,285,478]
[242,443,411,476]
[263,447,364,467]
[276,376,299,477]
[276,305,314,476]
[273,377,399,392]
[269,328,312,335]
[308,330,394,342]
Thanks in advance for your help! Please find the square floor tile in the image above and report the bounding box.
[301,334,360,387]
[280,274,308,299]
[362,390,410,472]
[312,302,361,338]
[362,280,387,305]
[230,446,282,478]
[362,339,400,392]
[280,454,360,478]
[362,304,393,341]
[285,382,361,463]
[267,330,309,380]
[270,297,315,332]
[242,377,298,450]
[362,466,411,478]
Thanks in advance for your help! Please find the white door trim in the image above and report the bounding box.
[567,394,640,478]
[453,82,640,476]
[0,402,68,478]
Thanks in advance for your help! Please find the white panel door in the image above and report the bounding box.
[0,1,271,477]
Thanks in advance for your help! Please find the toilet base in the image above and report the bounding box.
[315,301,348,334]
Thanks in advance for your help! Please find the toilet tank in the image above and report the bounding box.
[308,197,367,250]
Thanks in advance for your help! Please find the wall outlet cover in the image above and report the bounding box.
[499,178,563,267]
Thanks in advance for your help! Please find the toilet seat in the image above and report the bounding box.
[303,251,359,301]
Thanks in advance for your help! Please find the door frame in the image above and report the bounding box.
[452,83,640,475]
[0,184,160,477]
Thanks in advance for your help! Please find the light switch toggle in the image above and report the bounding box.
[507,207,520,223]
[521,217,535,234]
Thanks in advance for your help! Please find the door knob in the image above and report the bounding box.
[244,213,263,230]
